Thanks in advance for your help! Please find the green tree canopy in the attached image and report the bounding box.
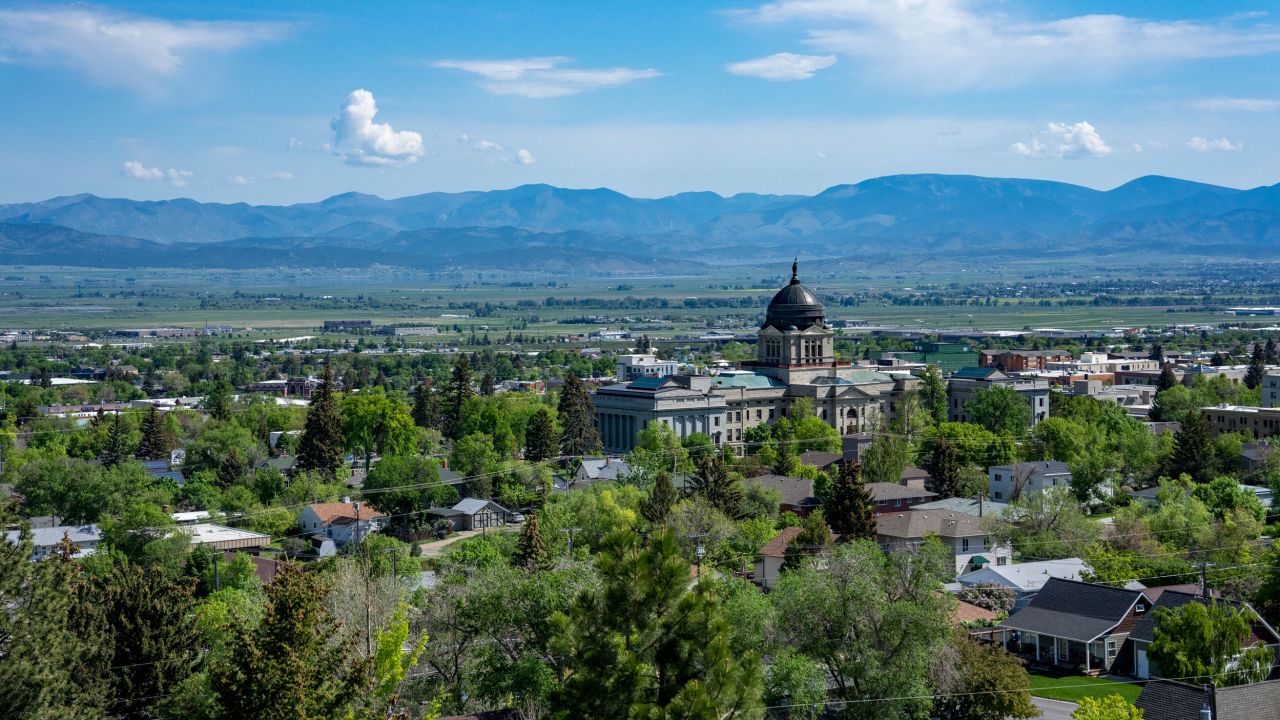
[1150,600,1273,687]
[965,385,1032,436]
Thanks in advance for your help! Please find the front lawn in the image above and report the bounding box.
[1027,672,1143,705]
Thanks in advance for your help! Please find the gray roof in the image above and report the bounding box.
[874,509,983,539]
[914,497,1008,517]
[578,458,631,481]
[745,474,819,508]
[1000,577,1144,642]
[452,498,508,516]
[1137,679,1280,720]
[989,460,1071,476]
[866,483,937,502]
[4,524,101,547]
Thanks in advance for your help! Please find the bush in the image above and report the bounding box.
[957,583,1016,613]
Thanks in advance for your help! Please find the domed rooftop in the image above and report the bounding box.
[763,260,825,331]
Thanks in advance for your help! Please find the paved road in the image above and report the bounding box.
[1031,697,1078,720]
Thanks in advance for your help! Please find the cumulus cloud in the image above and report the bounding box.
[738,1,1280,91]
[726,52,836,80]
[330,89,425,166]
[1010,121,1112,158]
[0,6,288,92]
[458,133,537,166]
[516,149,536,165]
[1192,97,1280,112]
[432,56,660,98]
[225,171,294,185]
[1187,136,1243,152]
[123,160,192,186]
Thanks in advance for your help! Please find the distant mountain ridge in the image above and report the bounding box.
[1,174,1278,270]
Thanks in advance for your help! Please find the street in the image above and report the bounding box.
[1031,697,1078,720]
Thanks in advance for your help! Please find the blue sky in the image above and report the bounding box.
[2,0,1279,203]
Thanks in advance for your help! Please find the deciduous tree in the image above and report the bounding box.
[965,385,1031,436]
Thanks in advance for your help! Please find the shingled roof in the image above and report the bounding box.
[1137,679,1280,720]
[1129,589,1279,645]
[746,475,819,508]
[874,509,984,538]
[305,501,387,524]
[1000,577,1146,643]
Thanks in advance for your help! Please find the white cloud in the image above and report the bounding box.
[516,149,536,165]
[265,171,294,181]
[1192,97,1280,112]
[458,133,536,165]
[227,175,252,185]
[739,1,1280,91]
[123,160,192,186]
[224,171,294,185]
[330,89,425,167]
[433,56,661,98]
[0,6,288,92]
[1010,121,1112,158]
[1187,136,1243,152]
[726,52,836,80]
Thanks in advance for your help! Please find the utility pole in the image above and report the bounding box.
[213,553,220,592]
[561,527,581,557]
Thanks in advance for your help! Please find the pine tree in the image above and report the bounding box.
[98,413,129,467]
[1246,343,1267,389]
[924,438,962,498]
[296,366,345,477]
[203,380,233,421]
[1156,363,1179,392]
[513,511,550,572]
[1169,411,1216,483]
[557,372,602,458]
[480,371,496,396]
[1149,342,1164,361]
[784,508,833,570]
[689,452,745,519]
[443,355,474,440]
[136,404,168,460]
[641,471,679,525]
[410,379,436,429]
[823,462,876,540]
[1267,338,1279,365]
[524,406,560,461]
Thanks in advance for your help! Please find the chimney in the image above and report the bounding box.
[978,494,984,517]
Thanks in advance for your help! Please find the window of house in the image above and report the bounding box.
[993,491,1003,499]
[962,538,970,552]
[996,556,1007,566]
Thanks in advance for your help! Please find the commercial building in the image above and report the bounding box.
[946,367,1050,428]
[880,342,979,373]
[980,349,1073,373]
[615,353,679,381]
[1202,404,1280,439]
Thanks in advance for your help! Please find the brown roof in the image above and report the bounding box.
[951,598,998,625]
[900,465,932,481]
[874,510,985,538]
[798,451,842,468]
[758,527,803,558]
[306,501,387,524]
[1142,584,1220,602]
[866,483,937,502]
[746,474,819,508]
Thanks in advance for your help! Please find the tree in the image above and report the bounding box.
[212,562,370,720]
[183,423,263,487]
[524,406,559,462]
[203,380,233,422]
[1267,337,1279,365]
[771,539,953,720]
[1072,695,1144,720]
[823,462,875,540]
[411,379,438,429]
[443,355,474,440]
[98,412,131,467]
[341,389,417,471]
[985,487,1101,560]
[924,437,963,498]
[296,366,345,477]
[688,452,744,519]
[1148,342,1164,362]
[1149,600,1274,687]
[363,455,455,533]
[860,431,911,484]
[548,529,763,719]
[1168,411,1216,484]
[136,404,170,460]
[784,508,833,570]
[480,371,496,396]
[1156,363,1179,392]
[965,385,1031,436]
[919,365,949,425]
[931,630,1037,720]
[641,471,678,525]
[557,372,601,458]
[956,584,1016,613]
[513,511,550,571]
[450,432,499,479]
[928,422,1017,467]
[1246,342,1267,390]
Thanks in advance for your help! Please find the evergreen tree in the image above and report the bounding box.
[296,366,345,477]
[549,529,762,719]
[1267,337,1279,365]
[641,471,679,525]
[784,508,833,570]
[823,462,876,540]
[1149,342,1164,361]
[136,404,168,460]
[1169,411,1216,483]
[1211,352,1227,367]
[203,380,233,421]
[524,406,560,462]
[1246,343,1267,389]
[443,355,474,440]
[98,412,130,467]
[212,563,369,720]
[924,437,962,498]
[557,372,602,458]
[688,452,744,519]
[1156,363,1179,392]
[512,511,550,572]
[410,379,437,429]
[480,371,496,396]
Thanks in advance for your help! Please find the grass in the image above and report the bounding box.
[1027,672,1143,705]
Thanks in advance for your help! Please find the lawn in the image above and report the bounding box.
[1027,672,1143,705]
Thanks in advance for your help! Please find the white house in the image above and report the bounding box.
[3,524,101,561]
[874,510,1013,577]
[298,500,388,545]
[956,557,1089,609]
[987,461,1072,501]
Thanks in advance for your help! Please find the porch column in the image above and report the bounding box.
[1035,634,1040,661]
[1085,644,1091,674]
[1053,638,1058,667]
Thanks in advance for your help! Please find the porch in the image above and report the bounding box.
[973,627,1112,675]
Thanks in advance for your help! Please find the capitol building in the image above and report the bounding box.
[592,262,918,453]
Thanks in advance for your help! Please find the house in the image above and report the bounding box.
[573,457,632,485]
[744,474,820,515]
[1126,589,1280,680]
[866,483,938,514]
[874,509,1011,576]
[899,465,932,489]
[3,524,101,561]
[798,451,842,471]
[998,577,1152,674]
[184,523,271,551]
[915,497,1007,518]
[1136,679,1280,720]
[427,498,510,532]
[298,500,388,545]
[754,526,802,589]
[951,598,999,626]
[987,461,1072,501]
[956,557,1088,609]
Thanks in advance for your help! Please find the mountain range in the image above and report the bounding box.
[2,174,1278,271]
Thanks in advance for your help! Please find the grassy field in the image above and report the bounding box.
[1027,672,1143,704]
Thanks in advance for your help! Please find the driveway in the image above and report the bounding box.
[1031,697,1078,720]
[415,529,483,557]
